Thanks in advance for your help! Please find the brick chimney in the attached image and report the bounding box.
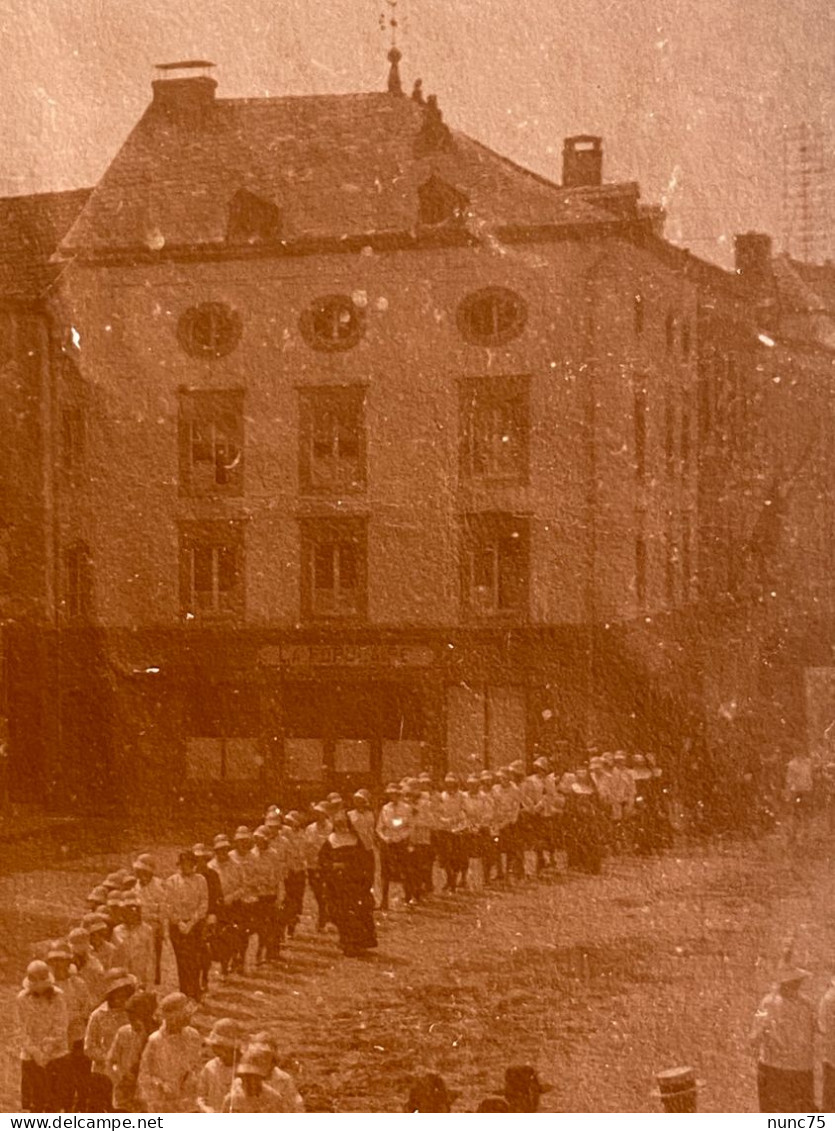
[734,232,773,286]
[562,135,603,188]
[151,61,217,120]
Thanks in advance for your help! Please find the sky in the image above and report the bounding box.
[0,0,832,267]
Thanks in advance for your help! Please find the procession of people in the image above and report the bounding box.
[14,747,674,1112]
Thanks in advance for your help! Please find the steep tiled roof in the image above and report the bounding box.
[0,189,91,298]
[60,88,617,256]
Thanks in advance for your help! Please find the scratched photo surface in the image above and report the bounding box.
[0,0,832,1114]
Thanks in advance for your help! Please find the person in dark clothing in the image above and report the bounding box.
[563,769,607,874]
[319,811,378,957]
[192,843,223,994]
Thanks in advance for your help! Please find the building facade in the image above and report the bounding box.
[2,61,829,817]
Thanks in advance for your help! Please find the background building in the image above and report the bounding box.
[0,60,831,819]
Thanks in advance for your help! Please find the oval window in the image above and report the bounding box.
[300,295,365,353]
[177,303,242,359]
[457,287,527,346]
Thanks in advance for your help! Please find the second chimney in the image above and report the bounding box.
[562,135,603,188]
[734,232,774,286]
[152,60,217,121]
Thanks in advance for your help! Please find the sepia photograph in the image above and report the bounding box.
[0,0,832,1114]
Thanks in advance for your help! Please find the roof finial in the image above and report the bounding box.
[381,0,404,95]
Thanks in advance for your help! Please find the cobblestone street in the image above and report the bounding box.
[2,827,834,1112]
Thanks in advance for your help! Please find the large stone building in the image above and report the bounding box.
[0,59,830,817]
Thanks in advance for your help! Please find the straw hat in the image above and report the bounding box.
[236,1045,273,1078]
[23,960,55,992]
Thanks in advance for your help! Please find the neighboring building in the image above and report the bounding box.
[0,58,830,816]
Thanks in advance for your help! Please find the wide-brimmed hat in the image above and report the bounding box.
[47,942,73,962]
[352,789,371,803]
[233,825,252,842]
[159,991,194,1020]
[509,760,525,775]
[23,960,55,992]
[253,825,270,841]
[236,1046,273,1078]
[208,1017,245,1048]
[326,792,344,805]
[504,1065,553,1097]
[479,770,494,781]
[385,782,402,794]
[104,968,137,998]
[68,927,90,948]
[443,773,459,786]
[265,812,283,827]
[82,913,110,935]
[213,834,231,851]
[311,803,330,817]
[86,885,108,905]
[132,853,156,874]
[192,842,212,859]
[122,892,142,910]
[102,874,122,892]
[283,811,301,828]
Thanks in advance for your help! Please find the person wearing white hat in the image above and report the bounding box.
[111,894,156,990]
[83,968,137,1111]
[749,962,816,1111]
[251,826,282,964]
[197,1018,244,1113]
[137,992,201,1113]
[46,942,91,1111]
[132,854,166,986]
[304,805,334,930]
[106,990,157,1112]
[164,851,208,1000]
[377,782,415,910]
[221,1045,282,1113]
[82,913,116,974]
[16,959,69,1112]
[68,926,105,1008]
[230,827,259,972]
[208,834,245,976]
[279,813,307,939]
[818,971,835,1110]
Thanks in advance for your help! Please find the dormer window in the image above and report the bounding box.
[418,175,469,227]
[227,189,282,245]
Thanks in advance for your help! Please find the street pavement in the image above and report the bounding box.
[1,827,833,1112]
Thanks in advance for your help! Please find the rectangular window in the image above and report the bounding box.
[179,389,244,496]
[664,390,675,477]
[460,376,529,484]
[299,385,365,493]
[461,513,530,618]
[633,384,647,485]
[665,529,678,605]
[636,534,647,608]
[180,521,245,620]
[186,683,261,781]
[61,406,86,474]
[681,408,692,476]
[682,521,692,599]
[66,543,93,620]
[300,517,367,619]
